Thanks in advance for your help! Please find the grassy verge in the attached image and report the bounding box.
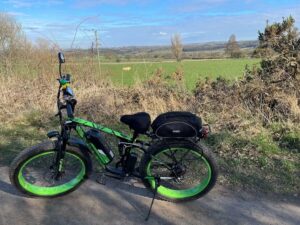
[0,112,57,166]
[204,127,300,194]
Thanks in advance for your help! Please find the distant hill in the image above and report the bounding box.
[183,40,258,52]
[66,40,258,60]
[99,40,258,54]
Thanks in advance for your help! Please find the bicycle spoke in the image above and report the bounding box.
[163,150,178,163]
[177,149,191,163]
[151,156,172,170]
[147,148,211,193]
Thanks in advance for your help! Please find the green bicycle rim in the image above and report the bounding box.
[146,148,212,199]
[18,151,86,196]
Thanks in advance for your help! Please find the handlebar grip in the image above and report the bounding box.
[66,102,74,118]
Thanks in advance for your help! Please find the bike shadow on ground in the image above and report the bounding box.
[0,178,24,197]
[87,176,172,223]
[91,174,154,199]
[0,171,154,199]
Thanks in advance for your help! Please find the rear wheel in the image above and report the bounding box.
[10,141,90,197]
[140,140,218,202]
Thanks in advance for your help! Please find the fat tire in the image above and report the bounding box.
[139,140,218,202]
[9,140,91,198]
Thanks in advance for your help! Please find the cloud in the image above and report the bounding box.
[159,31,167,36]
[3,0,64,8]
[5,11,27,16]
[181,31,206,37]
[75,0,152,8]
[202,10,256,17]
[3,0,33,8]
[172,0,229,13]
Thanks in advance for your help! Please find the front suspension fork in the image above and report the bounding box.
[53,131,69,179]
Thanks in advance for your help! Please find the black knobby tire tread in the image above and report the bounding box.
[139,140,218,202]
[9,140,90,198]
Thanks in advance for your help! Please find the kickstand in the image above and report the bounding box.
[145,177,160,221]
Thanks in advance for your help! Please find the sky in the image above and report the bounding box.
[1,0,300,48]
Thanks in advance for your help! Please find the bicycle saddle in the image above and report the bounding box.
[120,112,151,134]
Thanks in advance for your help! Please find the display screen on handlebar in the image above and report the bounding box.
[64,86,74,97]
[59,74,74,98]
[57,74,76,118]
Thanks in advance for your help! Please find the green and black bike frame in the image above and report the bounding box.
[51,116,150,175]
[51,75,149,176]
[71,117,137,165]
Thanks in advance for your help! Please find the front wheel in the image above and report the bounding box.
[139,140,218,202]
[9,141,90,197]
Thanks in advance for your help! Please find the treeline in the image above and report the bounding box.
[96,39,258,62]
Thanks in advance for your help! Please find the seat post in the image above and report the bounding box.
[132,131,138,142]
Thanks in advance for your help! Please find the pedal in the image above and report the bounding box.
[105,165,125,180]
[96,173,106,185]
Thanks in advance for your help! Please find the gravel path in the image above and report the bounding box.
[0,167,299,225]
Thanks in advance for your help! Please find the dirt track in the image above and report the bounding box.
[0,166,299,225]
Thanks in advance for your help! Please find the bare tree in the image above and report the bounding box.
[225,34,242,58]
[0,13,28,70]
[0,14,23,55]
[171,34,183,62]
[0,13,57,75]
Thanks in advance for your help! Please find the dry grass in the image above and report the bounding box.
[0,64,192,123]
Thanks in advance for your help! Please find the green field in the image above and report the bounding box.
[99,59,260,90]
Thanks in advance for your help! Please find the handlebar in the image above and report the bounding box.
[56,53,76,121]
[57,74,76,119]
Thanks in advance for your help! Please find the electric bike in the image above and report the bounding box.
[9,52,218,219]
